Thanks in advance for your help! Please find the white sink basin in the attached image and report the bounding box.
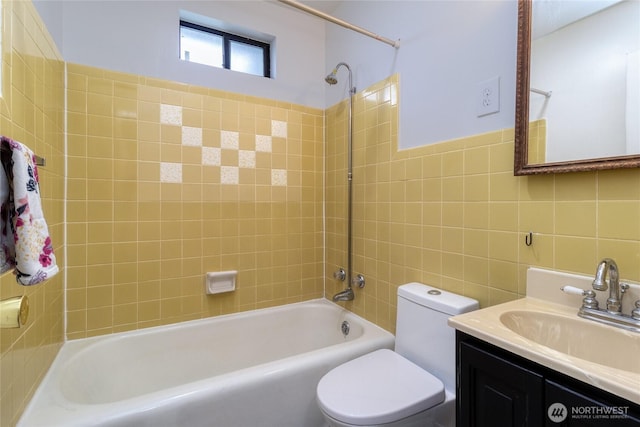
[500,310,640,374]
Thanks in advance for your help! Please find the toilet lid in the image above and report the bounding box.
[317,349,445,426]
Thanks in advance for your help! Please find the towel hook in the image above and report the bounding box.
[525,231,533,246]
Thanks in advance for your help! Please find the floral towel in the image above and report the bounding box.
[0,137,58,285]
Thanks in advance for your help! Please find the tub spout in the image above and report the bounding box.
[332,288,354,302]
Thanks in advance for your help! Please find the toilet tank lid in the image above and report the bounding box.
[398,282,479,315]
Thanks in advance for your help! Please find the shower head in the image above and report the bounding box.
[324,62,355,93]
[325,69,338,85]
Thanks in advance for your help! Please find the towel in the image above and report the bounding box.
[0,136,58,285]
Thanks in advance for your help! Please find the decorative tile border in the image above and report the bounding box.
[159,104,287,185]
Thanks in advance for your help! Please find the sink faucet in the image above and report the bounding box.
[562,258,639,332]
[592,258,623,314]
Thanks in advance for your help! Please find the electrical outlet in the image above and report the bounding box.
[477,76,500,117]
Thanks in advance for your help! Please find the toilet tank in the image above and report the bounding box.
[395,282,478,392]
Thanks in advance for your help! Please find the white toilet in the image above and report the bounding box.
[317,282,478,427]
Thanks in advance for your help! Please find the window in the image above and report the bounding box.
[180,21,271,78]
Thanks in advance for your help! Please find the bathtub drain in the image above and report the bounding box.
[341,321,350,337]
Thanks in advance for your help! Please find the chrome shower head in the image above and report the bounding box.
[324,62,355,94]
[325,69,338,85]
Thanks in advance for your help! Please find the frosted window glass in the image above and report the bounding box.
[180,26,223,68]
[230,41,264,77]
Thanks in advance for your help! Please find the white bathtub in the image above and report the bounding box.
[19,298,394,427]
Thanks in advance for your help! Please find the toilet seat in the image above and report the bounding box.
[317,349,445,426]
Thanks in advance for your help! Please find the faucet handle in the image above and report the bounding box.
[561,285,592,296]
[621,282,630,295]
[351,274,365,288]
[632,300,640,320]
[561,286,599,309]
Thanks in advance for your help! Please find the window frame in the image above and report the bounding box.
[180,20,271,78]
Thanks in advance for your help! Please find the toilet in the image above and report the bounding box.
[317,282,478,427]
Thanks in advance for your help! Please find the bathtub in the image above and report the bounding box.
[19,298,394,427]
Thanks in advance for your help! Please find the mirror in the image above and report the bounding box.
[514,0,640,175]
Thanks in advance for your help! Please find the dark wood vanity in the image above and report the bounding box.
[456,332,640,426]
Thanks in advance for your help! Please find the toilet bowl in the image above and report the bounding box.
[317,283,478,426]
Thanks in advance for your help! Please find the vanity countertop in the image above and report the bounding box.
[449,296,640,405]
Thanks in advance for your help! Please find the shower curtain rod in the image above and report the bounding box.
[530,87,552,98]
[277,0,400,49]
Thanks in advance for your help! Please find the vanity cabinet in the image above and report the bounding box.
[457,333,544,426]
[456,332,640,427]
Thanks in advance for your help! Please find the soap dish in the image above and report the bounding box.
[206,270,237,294]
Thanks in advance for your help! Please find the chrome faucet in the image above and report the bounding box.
[332,287,354,302]
[592,258,624,314]
[562,258,638,332]
[331,270,364,302]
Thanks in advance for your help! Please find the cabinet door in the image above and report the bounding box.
[458,341,544,427]
[546,380,640,426]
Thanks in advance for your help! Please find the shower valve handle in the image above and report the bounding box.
[352,274,365,288]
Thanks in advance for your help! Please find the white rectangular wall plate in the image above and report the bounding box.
[476,76,500,117]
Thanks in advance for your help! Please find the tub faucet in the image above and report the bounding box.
[592,258,625,314]
[332,288,354,302]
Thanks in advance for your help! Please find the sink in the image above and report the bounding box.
[499,310,640,374]
[450,292,640,405]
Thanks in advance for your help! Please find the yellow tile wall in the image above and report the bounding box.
[65,63,324,339]
[326,74,640,333]
[0,1,65,425]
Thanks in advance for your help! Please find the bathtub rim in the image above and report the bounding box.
[61,297,369,358]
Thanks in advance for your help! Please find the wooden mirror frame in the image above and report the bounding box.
[513,0,640,175]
